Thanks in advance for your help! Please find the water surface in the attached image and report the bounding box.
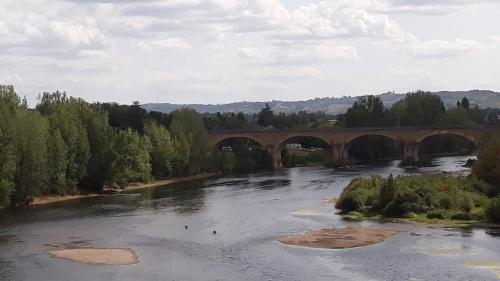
[1,155,500,281]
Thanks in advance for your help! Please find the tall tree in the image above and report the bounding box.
[12,109,49,205]
[47,129,69,194]
[257,103,274,127]
[344,95,387,127]
[145,120,175,178]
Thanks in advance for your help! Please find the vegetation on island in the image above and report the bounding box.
[335,133,500,224]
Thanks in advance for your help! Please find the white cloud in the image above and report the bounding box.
[1,0,500,105]
[490,36,500,45]
[411,39,487,58]
[134,38,192,51]
[238,43,359,64]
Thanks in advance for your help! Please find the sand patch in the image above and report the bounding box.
[47,248,139,265]
[289,209,326,217]
[412,239,476,256]
[278,227,399,249]
[32,194,101,206]
[464,260,500,278]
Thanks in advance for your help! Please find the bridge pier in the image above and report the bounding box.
[403,142,420,163]
[269,146,283,169]
[331,143,348,162]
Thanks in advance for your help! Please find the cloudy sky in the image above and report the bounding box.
[1,0,500,105]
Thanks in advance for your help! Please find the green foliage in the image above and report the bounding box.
[109,129,152,188]
[257,103,274,127]
[474,134,500,195]
[344,95,387,127]
[335,176,383,213]
[427,210,446,219]
[485,197,500,223]
[378,174,396,208]
[145,120,174,178]
[0,90,17,206]
[221,151,238,174]
[439,107,476,127]
[336,174,490,219]
[47,129,68,195]
[392,91,446,126]
[169,108,206,140]
[79,108,115,192]
[12,109,49,205]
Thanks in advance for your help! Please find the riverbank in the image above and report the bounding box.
[278,227,399,249]
[123,172,220,192]
[25,172,221,207]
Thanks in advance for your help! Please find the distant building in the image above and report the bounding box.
[286,143,302,150]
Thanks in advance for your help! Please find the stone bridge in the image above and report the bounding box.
[206,127,500,167]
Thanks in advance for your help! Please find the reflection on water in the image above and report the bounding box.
[1,155,500,281]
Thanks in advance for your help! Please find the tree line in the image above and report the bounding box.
[0,86,227,206]
[341,91,498,128]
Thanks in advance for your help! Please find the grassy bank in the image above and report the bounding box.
[335,174,500,225]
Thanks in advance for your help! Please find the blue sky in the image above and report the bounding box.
[1,0,500,105]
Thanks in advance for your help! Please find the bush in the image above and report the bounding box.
[378,174,396,208]
[336,176,382,213]
[485,197,500,223]
[451,212,473,221]
[427,210,446,219]
[383,186,426,217]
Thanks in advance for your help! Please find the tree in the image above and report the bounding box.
[0,94,17,206]
[461,97,470,111]
[145,120,175,178]
[344,96,387,127]
[39,93,91,192]
[474,134,500,195]
[257,103,274,127]
[12,109,49,205]
[79,108,115,192]
[47,129,69,194]
[108,129,152,187]
[390,91,445,126]
[169,108,206,140]
[378,174,396,208]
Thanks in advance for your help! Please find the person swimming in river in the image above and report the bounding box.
[213,230,216,235]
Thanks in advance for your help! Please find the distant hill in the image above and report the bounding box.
[142,90,500,115]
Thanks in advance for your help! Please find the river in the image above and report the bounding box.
[1,155,500,281]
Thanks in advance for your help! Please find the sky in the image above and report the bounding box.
[1,0,500,105]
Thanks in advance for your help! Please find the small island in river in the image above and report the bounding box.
[47,248,139,265]
[278,227,399,249]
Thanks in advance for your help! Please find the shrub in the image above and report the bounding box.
[378,174,396,208]
[485,197,500,223]
[336,176,382,213]
[451,212,472,221]
[383,186,426,217]
[427,210,446,219]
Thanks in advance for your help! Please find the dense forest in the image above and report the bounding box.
[0,85,269,207]
[1,86,500,207]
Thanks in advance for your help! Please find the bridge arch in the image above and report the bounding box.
[417,131,477,145]
[416,132,477,159]
[213,136,265,149]
[344,134,402,162]
[275,135,331,151]
[274,135,332,168]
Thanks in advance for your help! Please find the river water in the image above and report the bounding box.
[1,155,500,281]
